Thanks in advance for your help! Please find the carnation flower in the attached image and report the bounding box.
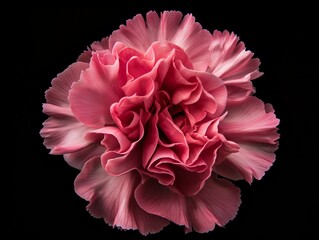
[40,10,279,235]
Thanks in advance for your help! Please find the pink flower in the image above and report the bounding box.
[40,11,279,235]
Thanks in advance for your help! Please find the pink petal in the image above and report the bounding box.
[218,97,279,183]
[222,142,278,183]
[220,97,280,144]
[158,109,189,161]
[144,134,220,194]
[161,12,212,71]
[63,143,105,170]
[41,62,92,155]
[142,113,159,168]
[174,136,221,195]
[69,50,123,127]
[91,113,148,176]
[135,178,190,227]
[208,30,262,101]
[176,62,227,121]
[74,157,169,235]
[213,161,243,181]
[40,115,92,155]
[161,59,197,105]
[111,108,150,140]
[122,75,155,98]
[90,37,109,51]
[45,62,89,106]
[187,176,241,233]
[42,103,73,117]
[145,146,180,186]
[77,37,109,62]
[135,176,241,233]
[110,13,156,53]
[86,126,141,176]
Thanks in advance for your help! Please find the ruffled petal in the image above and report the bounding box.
[220,142,278,183]
[218,96,279,182]
[135,176,241,233]
[135,178,190,227]
[88,126,142,175]
[208,30,262,101]
[69,50,123,127]
[74,157,169,235]
[186,176,241,233]
[220,96,280,144]
[173,135,221,196]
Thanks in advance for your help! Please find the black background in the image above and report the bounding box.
[10,3,318,239]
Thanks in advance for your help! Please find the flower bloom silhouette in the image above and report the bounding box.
[40,11,279,235]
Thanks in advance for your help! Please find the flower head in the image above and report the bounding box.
[40,11,279,235]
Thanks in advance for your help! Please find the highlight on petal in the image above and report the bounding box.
[75,157,169,235]
[208,30,263,101]
[216,96,280,182]
[41,62,92,155]
[135,176,241,233]
[40,115,92,155]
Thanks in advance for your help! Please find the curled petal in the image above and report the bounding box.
[86,126,142,176]
[75,157,169,235]
[175,136,221,195]
[158,109,189,161]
